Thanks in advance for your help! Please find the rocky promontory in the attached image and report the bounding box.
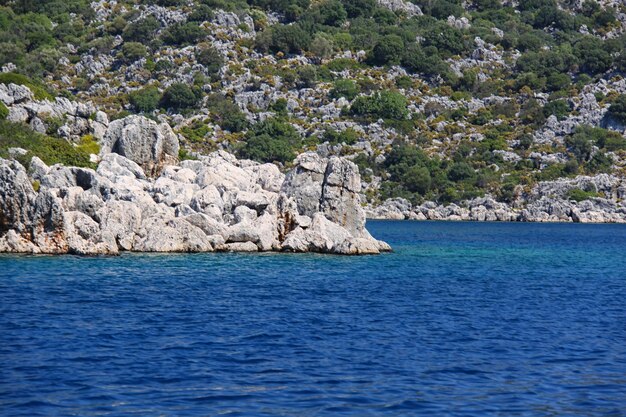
[0,117,390,256]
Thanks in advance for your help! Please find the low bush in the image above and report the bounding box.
[0,102,8,120]
[0,120,93,168]
[350,91,408,120]
[329,79,359,100]
[239,117,300,163]
[0,72,54,100]
[129,86,162,113]
[161,83,201,110]
[567,188,603,202]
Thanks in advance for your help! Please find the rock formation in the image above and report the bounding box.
[367,175,626,224]
[100,115,179,177]
[0,146,390,255]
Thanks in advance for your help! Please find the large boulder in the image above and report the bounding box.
[320,157,366,237]
[281,152,327,216]
[63,211,118,255]
[0,159,37,235]
[100,115,179,176]
[282,152,372,239]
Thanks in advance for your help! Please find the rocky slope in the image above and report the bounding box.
[367,179,626,223]
[0,116,390,255]
[2,1,626,226]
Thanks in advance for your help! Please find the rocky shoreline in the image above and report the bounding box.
[0,116,390,256]
[367,174,626,223]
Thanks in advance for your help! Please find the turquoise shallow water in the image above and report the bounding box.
[1,221,626,416]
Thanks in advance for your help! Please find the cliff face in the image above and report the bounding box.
[0,121,390,255]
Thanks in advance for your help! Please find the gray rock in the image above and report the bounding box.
[281,152,327,217]
[133,217,213,252]
[96,200,142,251]
[0,159,37,235]
[63,211,118,255]
[101,115,179,176]
[225,241,258,252]
[320,157,366,237]
[376,0,422,16]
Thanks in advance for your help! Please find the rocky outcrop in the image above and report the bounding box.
[0,83,108,141]
[0,150,390,255]
[376,0,422,17]
[367,175,626,223]
[100,115,179,177]
[283,153,364,235]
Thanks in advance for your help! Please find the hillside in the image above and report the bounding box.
[1,0,626,217]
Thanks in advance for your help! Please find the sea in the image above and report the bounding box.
[1,221,625,416]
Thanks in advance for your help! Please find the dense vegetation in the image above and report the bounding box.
[0,120,95,168]
[0,0,625,205]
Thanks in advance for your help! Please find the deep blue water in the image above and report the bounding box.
[1,221,626,417]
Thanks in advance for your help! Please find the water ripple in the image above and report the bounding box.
[1,221,626,416]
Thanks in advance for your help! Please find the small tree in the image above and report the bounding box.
[129,86,161,113]
[343,0,375,17]
[240,118,301,163]
[206,94,248,132]
[161,22,205,46]
[608,95,626,124]
[371,34,404,66]
[403,166,431,194]
[351,91,408,120]
[119,42,147,63]
[196,44,224,76]
[329,79,359,100]
[123,16,160,43]
[161,83,200,110]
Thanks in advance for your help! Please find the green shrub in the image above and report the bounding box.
[350,91,408,120]
[76,134,100,155]
[179,120,211,143]
[123,16,160,43]
[600,132,626,152]
[270,98,288,114]
[329,79,359,100]
[196,44,224,76]
[161,83,201,110]
[323,127,359,145]
[297,65,317,87]
[608,95,626,125]
[239,117,300,163]
[188,4,214,22]
[161,22,205,46]
[447,162,475,182]
[543,99,570,120]
[586,151,613,174]
[119,42,147,63]
[371,34,404,66]
[567,188,603,202]
[178,147,198,161]
[306,0,347,26]
[0,73,53,100]
[0,120,92,168]
[206,94,248,132]
[129,86,162,113]
[343,0,376,17]
[0,102,8,120]
[258,24,311,54]
[403,165,431,194]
